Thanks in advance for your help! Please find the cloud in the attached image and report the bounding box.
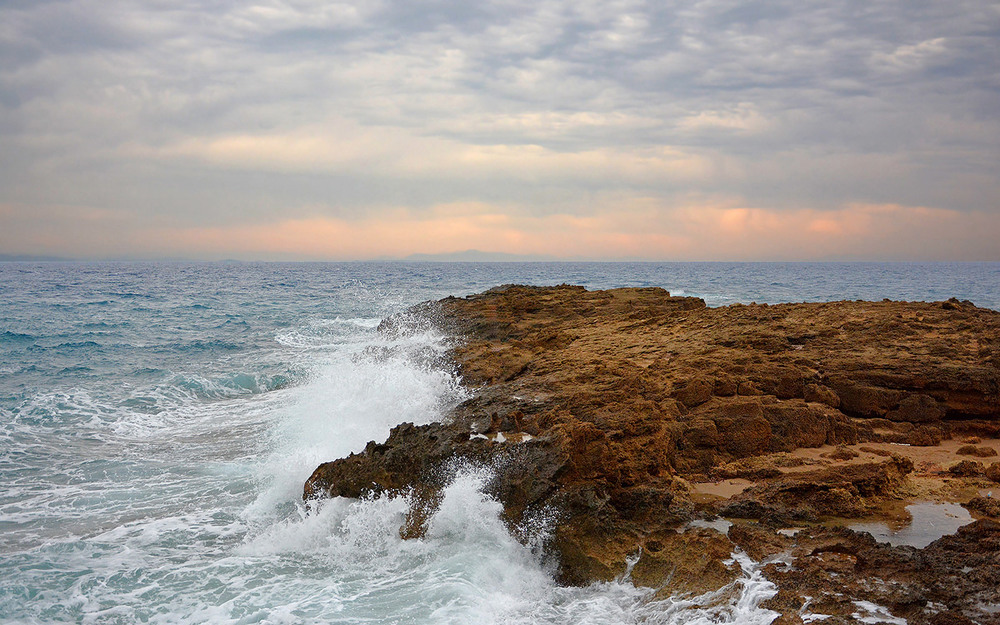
[0,0,998,259]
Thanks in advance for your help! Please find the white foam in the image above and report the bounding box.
[245,324,468,522]
[234,462,782,625]
[852,600,907,625]
[274,316,384,348]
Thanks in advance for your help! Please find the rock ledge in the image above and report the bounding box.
[306,285,1000,622]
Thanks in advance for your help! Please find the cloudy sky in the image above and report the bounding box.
[1,0,998,260]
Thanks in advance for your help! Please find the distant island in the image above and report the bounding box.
[0,254,72,262]
[399,249,558,262]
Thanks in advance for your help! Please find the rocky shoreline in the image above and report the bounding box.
[305,285,1000,624]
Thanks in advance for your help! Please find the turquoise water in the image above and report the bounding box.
[1,261,997,624]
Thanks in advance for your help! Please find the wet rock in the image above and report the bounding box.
[305,285,1000,596]
[631,528,740,597]
[747,522,1000,624]
[727,522,792,561]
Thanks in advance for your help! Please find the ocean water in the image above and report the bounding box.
[1,261,997,625]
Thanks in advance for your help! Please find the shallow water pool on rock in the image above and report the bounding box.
[848,502,973,548]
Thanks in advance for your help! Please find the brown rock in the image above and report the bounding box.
[716,413,772,457]
[631,528,740,597]
[957,445,998,458]
[822,446,860,461]
[776,374,805,400]
[305,285,1000,590]
[964,496,1000,517]
[725,457,914,520]
[829,382,901,418]
[948,460,984,477]
[711,456,786,480]
[684,418,718,447]
[758,521,1000,624]
[928,613,977,625]
[714,375,737,396]
[887,393,946,423]
[907,425,946,446]
[987,462,1000,483]
[675,377,714,408]
[804,383,841,408]
[728,522,792,561]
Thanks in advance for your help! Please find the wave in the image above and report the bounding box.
[167,371,296,399]
[54,340,101,349]
[236,466,779,625]
[247,324,466,520]
[2,330,37,344]
[78,321,127,330]
[274,316,383,349]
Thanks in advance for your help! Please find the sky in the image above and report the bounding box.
[1,0,998,261]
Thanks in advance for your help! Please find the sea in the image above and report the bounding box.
[1,261,998,625]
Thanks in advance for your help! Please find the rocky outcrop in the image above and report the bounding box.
[731,521,1000,625]
[722,456,914,522]
[304,285,1000,616]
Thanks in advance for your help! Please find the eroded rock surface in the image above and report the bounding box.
[304,285,1000,618]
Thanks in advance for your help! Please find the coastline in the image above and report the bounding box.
[306,284,1000,623]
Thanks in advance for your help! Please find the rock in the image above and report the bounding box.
[964,496,1000,518]
[829,382,901,418]
[822,446,860,461]
[957,445,998,458]
[684,418,718,447]
[631,528,740,597]
[907,425,946,446]
[804,383,841,408]
[726,457,914,520]
[711,455,788,480]
[927,613,977,625]
[752,521,1000,624]
[675,377,714,408]
[987,462,1000,483]
[948,460,985,477]
[304,285,1000,594]
[887,393,946,423]
[728,522,792,561]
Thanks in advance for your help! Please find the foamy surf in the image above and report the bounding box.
[246,320,468,521]
[237,466,779,625]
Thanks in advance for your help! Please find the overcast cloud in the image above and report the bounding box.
[1,0,998,260]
